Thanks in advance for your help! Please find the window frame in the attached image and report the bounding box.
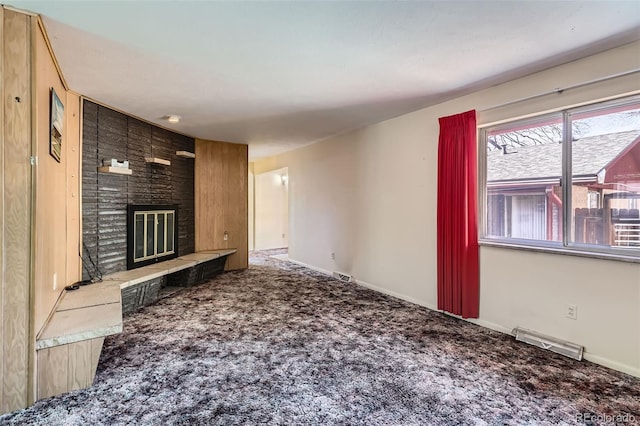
[478,95,640,263]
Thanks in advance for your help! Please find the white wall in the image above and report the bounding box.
[253,41,640,377]
[254,167,289,250]
[248,163,255,251]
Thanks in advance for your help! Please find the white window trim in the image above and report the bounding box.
[478,95,640,264]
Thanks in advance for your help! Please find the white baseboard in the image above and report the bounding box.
[582,353,640,378]
[285,258,333,277]
[463,318,513,335]
[283,259,640,378]
[269,253,289,261]
[354,279,640,378]
[354,278,434,309]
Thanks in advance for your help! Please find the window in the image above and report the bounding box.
[481,95,640,260]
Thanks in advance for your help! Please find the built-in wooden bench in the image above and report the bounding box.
[36,281,121,399]
[35,249,236,399]
[103,249,236,314]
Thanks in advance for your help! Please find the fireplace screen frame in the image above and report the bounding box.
[127,204,179,269]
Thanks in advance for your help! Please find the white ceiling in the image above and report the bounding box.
[9,1,640,159]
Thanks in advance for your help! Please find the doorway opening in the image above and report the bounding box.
[254,167,289,253]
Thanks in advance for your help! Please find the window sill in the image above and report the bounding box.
[478,239,640,264]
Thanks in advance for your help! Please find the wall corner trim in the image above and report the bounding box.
[35,15,68,90]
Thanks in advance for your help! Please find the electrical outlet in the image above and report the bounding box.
[223,231,228,241]
[566,304,577,320]
[331,252,335,260]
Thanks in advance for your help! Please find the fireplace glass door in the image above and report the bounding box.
[133,210,175,264]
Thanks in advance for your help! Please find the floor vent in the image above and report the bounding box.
[513,327,583,361]
[332,271,353,283]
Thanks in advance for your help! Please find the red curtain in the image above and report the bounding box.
[437,110,479,319]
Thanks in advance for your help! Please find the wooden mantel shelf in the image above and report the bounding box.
[176,151,195,158]
[145,157,171,166]
[97,166,132,175]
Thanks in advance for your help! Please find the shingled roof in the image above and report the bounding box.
[487,130,640,183]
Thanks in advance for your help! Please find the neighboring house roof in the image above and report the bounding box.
[487,130,640,184]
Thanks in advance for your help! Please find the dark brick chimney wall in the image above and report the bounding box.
[82,100,195,279]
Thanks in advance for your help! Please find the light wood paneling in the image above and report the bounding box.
[195,139,226,250]
[225,143,248,270]
[66,93,81,287]
[0,6,5,411]
[68,340,91,391]
[36,345,67,399]
[2,8,32,414]
[195,139,248,270]
[0,8,82,414]
[33,18,70,335]
[90,338,104,380]
[36,336,105,400]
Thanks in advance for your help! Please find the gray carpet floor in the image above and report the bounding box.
[1,249,639,425]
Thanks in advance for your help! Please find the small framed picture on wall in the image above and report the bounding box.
[49,88,63,162]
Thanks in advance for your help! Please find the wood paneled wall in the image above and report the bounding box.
[1,8,32,413]
[82,101,195,278]
[195,139,248,270]
[33,17,81,338]
[66,93,81,293]
[1,9,82,414]
[37,337,103,399]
